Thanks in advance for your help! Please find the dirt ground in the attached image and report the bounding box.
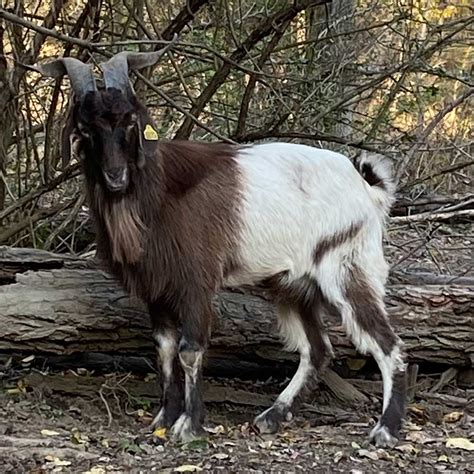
[1,368,473,473]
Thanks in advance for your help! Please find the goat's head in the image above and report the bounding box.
[37,39,176,193]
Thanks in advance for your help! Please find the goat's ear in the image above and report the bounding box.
[60,106,80,168]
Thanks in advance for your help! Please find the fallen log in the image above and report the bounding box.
[0,247,472,377]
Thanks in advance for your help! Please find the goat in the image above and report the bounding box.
[36,46,406,447]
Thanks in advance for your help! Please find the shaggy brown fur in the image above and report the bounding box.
[70,89,242,310]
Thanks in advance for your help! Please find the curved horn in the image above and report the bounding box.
[35,57,97,99]
[100,34,178,92]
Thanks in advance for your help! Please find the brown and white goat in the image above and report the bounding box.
[36,47,406,447]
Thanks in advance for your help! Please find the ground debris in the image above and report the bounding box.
[1,370,472,472]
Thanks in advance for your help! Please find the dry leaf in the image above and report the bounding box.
[82,467,106,474]
[71,430,88,444]
[443,411,463,423]
[334,451,344,463]
[259,440,273,449]
[6,388,22,395]
[395,443,419,455]
[211,453,229,460]
[153,427,167,440]
[205,425,225,435]
[437,454,449,462]
[174,465,203,472]
[49,457,72,467]
[347,358,367,370]
[351,441,361,449]
[357,449,379,460]
[445,437,474,451]
[406,430,436,444]
[404,421,423,431]
[41,429,60,437]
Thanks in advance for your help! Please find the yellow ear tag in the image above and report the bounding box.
[144,124,159,141]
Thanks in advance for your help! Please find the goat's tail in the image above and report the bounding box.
[356,152,396,214]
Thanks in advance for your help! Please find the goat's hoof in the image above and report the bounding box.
[253,407,288,434]
[369,422,399,448]
[150,407,182,431]
[170,414,204,443]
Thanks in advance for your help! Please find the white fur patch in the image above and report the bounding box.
[370,422,399,448]
[278,353,312,406]
[170,413,195,442]
[150,407,165,429]
[225,143,383,288]
[179,350,204,409]
[275,306,313,406]
[277,305,309,354]
[154,331,177,380]
[358,152,396,214]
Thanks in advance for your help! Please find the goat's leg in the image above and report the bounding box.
[170,299,211,442]
[254,300,332,434]
[149,302,184,430]
[324,267,407,447]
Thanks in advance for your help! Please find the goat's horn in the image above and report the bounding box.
[100,34,178,92]
[35,58,97,99]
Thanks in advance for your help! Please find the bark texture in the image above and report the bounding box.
[0,247,472,372]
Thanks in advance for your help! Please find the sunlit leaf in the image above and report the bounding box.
[174,464,203,472]
[446,437,474,451]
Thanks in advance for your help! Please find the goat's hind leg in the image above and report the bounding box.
[333,267,407,447]
[149,301,184,431]
[254,300,331,433]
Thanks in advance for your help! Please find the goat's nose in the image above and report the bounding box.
[106,168,126,181]
[104,168,128,189]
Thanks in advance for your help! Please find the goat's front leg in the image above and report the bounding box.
[170,298,211,443]
[149,302,184,431]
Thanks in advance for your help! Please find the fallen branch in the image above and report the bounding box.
[0,247,472,371]
[390,209,474,224]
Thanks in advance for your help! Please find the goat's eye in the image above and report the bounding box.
[77,123,92,139]
[125,120,138,136]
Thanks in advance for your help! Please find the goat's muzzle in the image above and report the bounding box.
[104,167,129,193]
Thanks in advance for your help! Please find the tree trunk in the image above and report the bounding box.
[0,247,472,377]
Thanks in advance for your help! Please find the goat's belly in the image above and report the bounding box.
[223,237,315,288]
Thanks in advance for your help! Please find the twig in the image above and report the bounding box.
[99,385,114,427]
[391,209,474,224]
[419,391,467,407]
[0,197,77,243]
[43,193,85,250]
[135,71,236,143]
[237,130,385,153]
[429,368,458,394]
[396,87,474,180]
[402,160,474,191]
[174,0,332,138]
[0,163,81,222]
[0,8,99,53]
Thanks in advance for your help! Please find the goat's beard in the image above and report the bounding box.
[97,192,145,265]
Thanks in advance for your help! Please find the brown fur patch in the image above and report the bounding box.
[88,139,242,305]
[345,266,397,354]
[313,223,362,265]
[72,89,243,306]
[99,194,145,264]
[380,368,407,434]
[360,161,386,191]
